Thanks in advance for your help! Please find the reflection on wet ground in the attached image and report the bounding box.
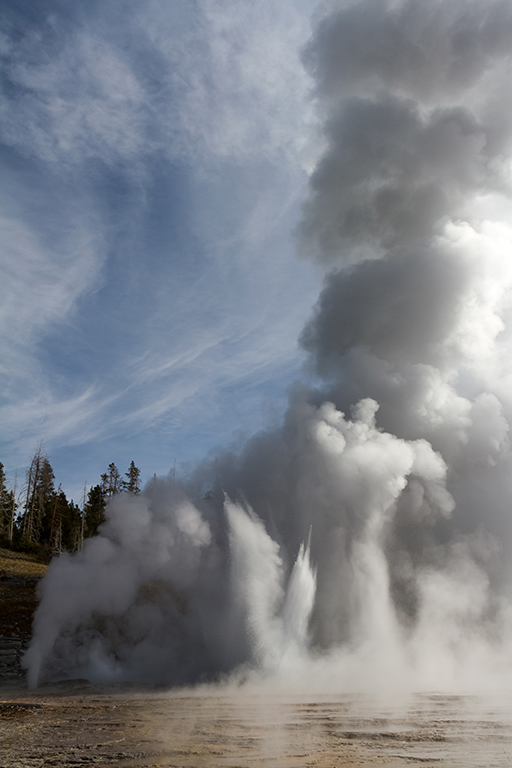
[2,683,512,767]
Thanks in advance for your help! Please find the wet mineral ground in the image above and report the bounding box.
[2,684,512,767]
[2,550,512,767]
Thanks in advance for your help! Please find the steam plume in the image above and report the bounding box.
[24,0,512,691]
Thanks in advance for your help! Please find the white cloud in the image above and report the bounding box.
[0,214,103,345]
[0,1,317,170]
[0,1,321,486]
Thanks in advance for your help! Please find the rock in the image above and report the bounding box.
[0,635,26,679]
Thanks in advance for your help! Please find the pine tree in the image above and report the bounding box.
[60,498,83,552]
[100,463,122,498]
[83,484,107,537]
[21,447,55,545]
[123,461,141,494]
[0,462,15,544]
[42,485,72,555]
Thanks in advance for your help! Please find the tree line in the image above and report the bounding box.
[0,446,141,560]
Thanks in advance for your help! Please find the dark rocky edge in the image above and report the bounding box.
[0,635,29,680]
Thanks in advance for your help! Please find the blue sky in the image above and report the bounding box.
[1,0,323,500]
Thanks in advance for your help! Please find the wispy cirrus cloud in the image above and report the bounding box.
[0,0,320,493]
[1,0,317,169]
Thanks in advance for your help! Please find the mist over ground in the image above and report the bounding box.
[24,0,512,692]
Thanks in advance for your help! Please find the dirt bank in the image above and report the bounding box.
[0,548,47,681]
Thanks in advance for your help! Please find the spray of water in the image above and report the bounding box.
[24,0,512,691]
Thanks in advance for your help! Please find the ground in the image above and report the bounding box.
[2,684,512,767]
[1,552,512,767]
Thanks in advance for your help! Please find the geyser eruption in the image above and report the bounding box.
[25,0,512,691]
[24,490,317,688]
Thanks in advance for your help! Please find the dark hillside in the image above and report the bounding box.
[0,548,47,680]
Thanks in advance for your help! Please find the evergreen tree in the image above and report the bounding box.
[41,485,75,554]
[21,447,55,545]
[123,461,141,494]
[0,462,15,544]
[100,463,122,498]
[83,484,106,537]
[61,498,83,552]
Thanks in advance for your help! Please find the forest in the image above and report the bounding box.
[0,447,141,560]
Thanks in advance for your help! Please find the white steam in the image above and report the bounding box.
[24,0,512,692]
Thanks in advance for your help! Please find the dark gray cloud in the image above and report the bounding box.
[299,98,491,260]
[300,244,471,371]
[304,0,512,102]
[299,0,512,264]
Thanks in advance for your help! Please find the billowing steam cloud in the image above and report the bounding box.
[24,0,512,691]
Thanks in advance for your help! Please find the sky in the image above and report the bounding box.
[1,0,323,500]
[18,0,512,691]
